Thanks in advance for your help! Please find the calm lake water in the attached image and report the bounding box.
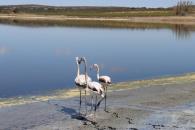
[0,24,195,98]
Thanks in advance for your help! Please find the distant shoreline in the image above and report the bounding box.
[1,14,195,25]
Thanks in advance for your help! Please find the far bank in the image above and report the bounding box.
[0,14,195,26]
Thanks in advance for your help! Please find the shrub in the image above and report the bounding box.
[175,0,193,16]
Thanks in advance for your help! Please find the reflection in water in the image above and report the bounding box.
[172,24,191,40]
[0,18,194,39]
[0,23,195,98]
[0,47,10,56]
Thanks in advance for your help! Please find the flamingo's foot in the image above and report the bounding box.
[104,109,110,113]
[91,121,97,125]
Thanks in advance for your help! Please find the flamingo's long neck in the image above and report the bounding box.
[83,59,88,85]
[96,66,100,80]
[76,61,80,77]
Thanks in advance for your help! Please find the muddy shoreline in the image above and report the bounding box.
[1,73,195,108]
[1,74,195,129]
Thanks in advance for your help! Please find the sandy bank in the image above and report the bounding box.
[1,73,195,129]
[1,14,195,25]
[1,73,195,108]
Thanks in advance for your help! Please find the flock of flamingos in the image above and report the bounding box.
[75,57,111,119]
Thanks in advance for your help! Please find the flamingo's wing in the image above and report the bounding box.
[99,76,111,84]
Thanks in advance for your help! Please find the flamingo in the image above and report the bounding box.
[80,57,105,119]
[87,81,105,119]
[75,57,92,114]
[91,64,111,111]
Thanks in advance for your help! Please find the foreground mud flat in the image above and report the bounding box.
[1,73,195,129]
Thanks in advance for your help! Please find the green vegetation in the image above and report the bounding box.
[0,5,175,17]
[0,17,195,31]
[0,18,195,40]
[0,18,174,28]
[111,73,195,90]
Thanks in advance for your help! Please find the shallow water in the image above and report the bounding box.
[1,24,195,98]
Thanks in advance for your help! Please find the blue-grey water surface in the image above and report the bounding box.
[0,24,195,98]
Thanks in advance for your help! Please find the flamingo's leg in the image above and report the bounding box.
[79,90,81,114]
[94,95,97,120]
[104,86,107,112]
[91,95,94,111]
[85,90,87,115]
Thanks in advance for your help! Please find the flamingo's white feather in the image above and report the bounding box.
[75,74,92,86]
[87,81,105,97]
[99,75,111,84]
